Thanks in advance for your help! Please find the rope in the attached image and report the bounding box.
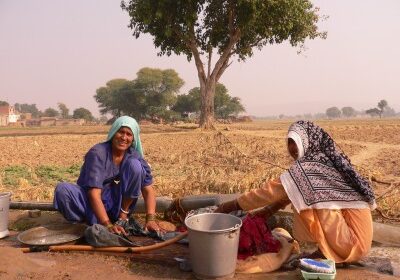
[211,123,287,170]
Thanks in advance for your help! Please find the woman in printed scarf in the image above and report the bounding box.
[216,120,376,263]
[53,116,161,234]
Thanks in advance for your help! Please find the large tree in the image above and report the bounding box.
[326,107,341,119]
[43,107,59,117]
[135,68,184,119]
[366,99,389,118]
[94,78,132,118]
[341,106,356,118]
[14,103,40,118]
[58,102,69,119]
[365,108,380,118]
[94,68,184,120]
[173,88,201,114]
[121,0,326,128]
[73,107,94,121]
[173,83,245,118]
[213,84,245,118]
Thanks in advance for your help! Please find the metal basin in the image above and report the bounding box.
[17,223,87,246]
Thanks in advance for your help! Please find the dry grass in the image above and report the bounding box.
[0,119,399,218]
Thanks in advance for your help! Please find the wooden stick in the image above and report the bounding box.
[376,183,398,201]
[22,231,188,254]
[372,177,400,186]
[375,208,400,222]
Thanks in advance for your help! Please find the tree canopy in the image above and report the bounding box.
[73,107,94,121]
[58,103,69,118]
[94,78,131,118]
[172,88,200,114]
[43,108,59,117]
[122,0,326,128]
[14,103,40,118]
[94,68,184,121]
[326,107,341,119]
[174,83,245,118]
[341,107,356,118]
[366,99,389,118]
[365,108,380,117]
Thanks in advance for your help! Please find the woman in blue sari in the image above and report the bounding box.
[53,116,160,234]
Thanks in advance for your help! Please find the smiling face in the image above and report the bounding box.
[288,138,299,160]
[111,126,134,153]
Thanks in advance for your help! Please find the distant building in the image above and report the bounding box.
[0,105,20,126]
[25,117,85,127]
[55,118,85,126]
[39,117,57,127]
[20,112,32,120]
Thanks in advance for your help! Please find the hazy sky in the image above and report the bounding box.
[1,0,399,117]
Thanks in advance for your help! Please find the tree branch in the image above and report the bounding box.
[210,3,241,81]
[170,24,206,84]
[187,25,206,84]
[216,59,233,82]
[207,47,212,79]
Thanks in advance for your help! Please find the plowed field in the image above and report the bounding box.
[0,119,399,217]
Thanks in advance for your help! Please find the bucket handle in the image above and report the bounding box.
[185,210,196,220]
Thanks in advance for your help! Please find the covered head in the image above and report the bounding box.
[287,127,306,160]
[106,116,143,157]
[281,120,376,212]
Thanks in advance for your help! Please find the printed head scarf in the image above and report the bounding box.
[106,116,143,157]
[280,120,376,212]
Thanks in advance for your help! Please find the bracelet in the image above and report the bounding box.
[145,213,156,223]
[120,208,130,215]
[106,223,114,229]
[102,219,113,229]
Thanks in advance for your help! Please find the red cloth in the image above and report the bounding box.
[238,214,281,260]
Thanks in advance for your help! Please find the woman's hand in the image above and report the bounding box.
[144,213,165,234]
[214,199,241,213]
[118,211,129,221]
[106,223,127,235]
[145,220,162,233]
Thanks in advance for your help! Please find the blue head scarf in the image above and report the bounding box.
[106,116,143,157]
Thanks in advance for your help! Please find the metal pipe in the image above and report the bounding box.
[10,194,241,213]
[10,196,174,213]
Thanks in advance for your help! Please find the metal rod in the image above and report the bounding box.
[10,194,240,213]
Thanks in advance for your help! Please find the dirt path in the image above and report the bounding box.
[224,129,400,179]
[339,140,400,166]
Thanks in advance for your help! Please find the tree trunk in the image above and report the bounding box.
[199,80,216,129]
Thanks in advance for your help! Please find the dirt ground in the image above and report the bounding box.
[0,210,399,280]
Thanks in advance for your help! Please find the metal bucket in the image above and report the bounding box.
[185,213,242,279]
[0,192,12,239]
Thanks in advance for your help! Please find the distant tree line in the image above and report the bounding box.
[325,99,397,119]
[261,99,398,120]
[0,101,95,122]
[94,67,245,122]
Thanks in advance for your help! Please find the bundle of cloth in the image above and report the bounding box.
[235,215,300,274]
[84,217,183,247]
